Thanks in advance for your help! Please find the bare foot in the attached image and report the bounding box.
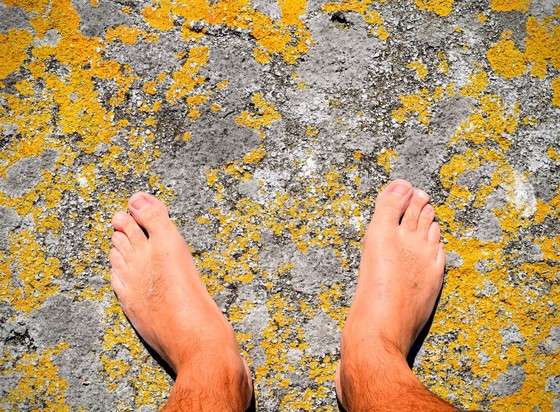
[336,180,453,411]
[109,193,253,411]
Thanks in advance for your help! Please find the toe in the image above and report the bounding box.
[112,211,148,250]
[110,247,127,271]
[418,204,435,234]
[371,180,413,226]
[109,248,128,292]
[112,231,134,260]
[428,221,441,245]
[128,192,173,237]
[436,243,446,272]
[401,189,430,231]
[110,267,126,296]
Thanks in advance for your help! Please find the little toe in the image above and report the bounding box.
[110,267,126,296]
[436,243,446,271]
[112,231,134,260]
[371,180,413,226]
[128,192,173,237]
[401,189,430,231]
[418,204,435,234]
[112,211,148,250]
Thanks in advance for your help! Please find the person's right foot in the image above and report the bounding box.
[110,192,253,411]
[336,180,450,411]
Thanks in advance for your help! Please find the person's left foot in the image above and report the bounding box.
[110,192,252,410]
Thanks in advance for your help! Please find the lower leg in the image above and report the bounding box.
[164,351,251,411]
[109,193,252,411]
[336,180,456,411]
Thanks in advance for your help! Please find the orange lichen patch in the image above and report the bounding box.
[427,60,560,405]
[236,93,282,134]
[181,22,206,42]
[322,1,389,40]
[106,25,142,44]
[490,0,530,12]
[243,145,267,164]
[488,16,560,87]
[460,71,489,98]
[408,60,428,81]
[253,295,312,405]
[1,341,71,410]
[223,160,254,181]
[476,13,488,23]
[487,31,527,79]
[0,29,33,79]
[437,51,450,74]
[548,145,560,163]
[553,78,560,106]
[414,0,454,17]
[535,235,560,261]
[3,0,49,13]
[142,0,174,31]
[450,94,519,150]
[377,148,398,173]
[143,80,157,94]
[166,46,209,105]
[364,10,388,39]
[318,284,347,328]
[1,230,62,313]
[392,86,446,126]
[14,79,35,95]
[308,355,337,386]
[181,131,192,142]
[525,16,560,79]
[143,0,310,64]
[228,300,256,323]
[279,0,307,26]
[217,80,229,89]
[186,93,209,120]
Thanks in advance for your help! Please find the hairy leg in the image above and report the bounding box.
[335,180,456,411]
[110,193,253,411]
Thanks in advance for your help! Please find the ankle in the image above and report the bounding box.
[169,349,252,411]
[338,345,457,412]
[337,343,412,411]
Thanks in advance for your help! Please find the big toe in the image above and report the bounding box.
[371,180,413,226]
[128,192,173,236]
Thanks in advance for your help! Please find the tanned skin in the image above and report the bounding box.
[109,193,253,411]
[335,180,456,411]
[109,180,459,411]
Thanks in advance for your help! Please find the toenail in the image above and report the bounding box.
[112,212,125,225]
[417,190,429,199]
[131,195,149,210]
[393,183,411,196]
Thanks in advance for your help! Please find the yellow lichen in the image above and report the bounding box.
[460,71,489,98]
[487,31,527,79]
[408,60,428,81]
[377,148,398,173]
[491,0,530,12]
[392,87,446,126]
[1,342,71,410]
[0,28,33,79]
[243,145,267,164]
[414,0,454,17]
[166,46,209,105]
[553,78,560,107]
[235,93,282,134]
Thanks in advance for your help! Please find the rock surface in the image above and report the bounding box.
[0,0,559,410]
